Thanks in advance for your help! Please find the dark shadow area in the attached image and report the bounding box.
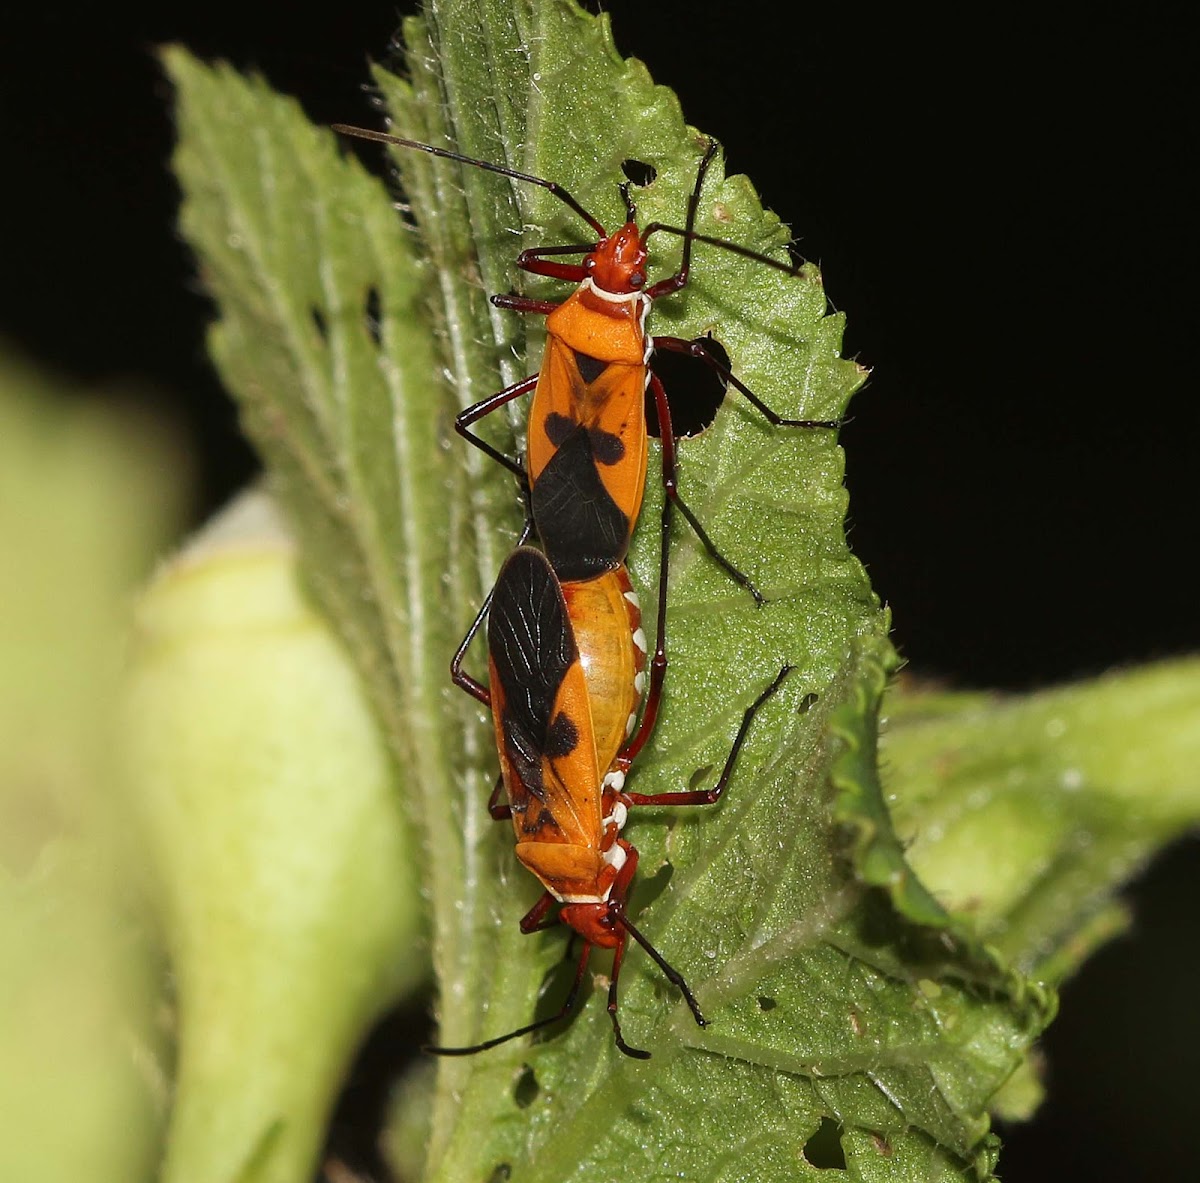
[646,336,731,438]
[320,996,432,1183]
[512,1063,540,1109]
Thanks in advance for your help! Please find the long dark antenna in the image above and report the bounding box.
[422,940,593,1057]
[646,224,805,277]
[330,124,608,237]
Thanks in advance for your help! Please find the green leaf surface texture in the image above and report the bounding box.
[168,2,1061,1179]
[881,661,1200,984]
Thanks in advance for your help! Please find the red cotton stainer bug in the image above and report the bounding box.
[331,122,840,758]
[327,125,822,1053]
[446,545,790,1058]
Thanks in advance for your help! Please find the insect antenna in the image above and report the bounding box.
[423,940,594,1057]
[618,180,638,222]
[644,223,806,276]
[330,124,608,236]
[641,136,804,279]
[615,912,706,1028]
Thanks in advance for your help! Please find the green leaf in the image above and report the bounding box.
[881,659,1200,983]
[168,3,1057,1179]
[122,491,424,1183]
[0,349,184,1183]
[166,43,477,1053]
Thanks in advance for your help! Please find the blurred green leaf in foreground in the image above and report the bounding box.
[0,349,185,1182]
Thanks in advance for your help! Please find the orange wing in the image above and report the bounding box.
[561,568,644,778]
[525,290,650,579]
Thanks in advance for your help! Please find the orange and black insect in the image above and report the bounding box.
[334,122,839,732]
[330,125,811,1051]
[441,546,790,1058]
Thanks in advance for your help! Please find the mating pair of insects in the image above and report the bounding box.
[334,123,838,1058]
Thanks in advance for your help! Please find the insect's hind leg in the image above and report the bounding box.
[486,775,512,821]
[619,492,671,764]
[626,665,793,808]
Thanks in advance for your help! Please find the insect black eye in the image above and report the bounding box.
[630,271,645,288]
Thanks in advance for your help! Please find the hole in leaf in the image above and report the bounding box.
[621,158,657,187]
[757,995,777,1011]
[393,196,419,231]
[798,691,819,714]
[512,1064,539,1109]
[487,1165,512,1183]
[364,285,382,345]
[310,306,328,340]
[803,1116,847,1170]
[646,336,731,438]
[687,763,714,792]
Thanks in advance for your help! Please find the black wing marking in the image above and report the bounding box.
[532,426,629,580]
[489,548,579,800]
[544,411,625,465]
[572,348,608,386]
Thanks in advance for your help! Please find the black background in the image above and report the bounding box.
[3,3,1195,1179]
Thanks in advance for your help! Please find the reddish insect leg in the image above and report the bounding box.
[486,774,511,821]
[491,292,560,316]
[649,371,766,605]
[618,487,670,764]
[653,335,842,430]
[512,242,591,285]
[518,891,558,933]
[626,664,792,807]
[451,639,490,707]
[455,374,539,479]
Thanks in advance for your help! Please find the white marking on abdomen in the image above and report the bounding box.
[624,590,640,609]
[632,627,648,654]
[634,671,647,695]
[602,797,629,832]
[603,844,628,872]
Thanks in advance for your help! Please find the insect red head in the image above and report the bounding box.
[559,902,622,949]
[585,222,649,295]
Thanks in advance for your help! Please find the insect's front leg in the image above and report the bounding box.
[456,374,539,479]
